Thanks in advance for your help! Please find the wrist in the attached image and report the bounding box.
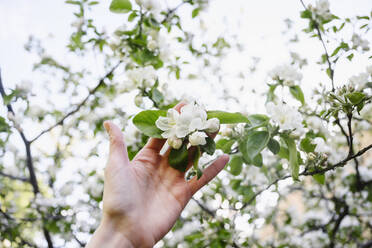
[87,219,135,248]
[87,216,155,248]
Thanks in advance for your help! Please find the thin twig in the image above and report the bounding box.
[299,0,334,91]
[240,143,372,210]
[0,171,29,182]
[29,61,122,143]
[191,197,215,217]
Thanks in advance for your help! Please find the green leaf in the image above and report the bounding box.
[216,138,235,153]
[268,138,280,154]
[252,153,263,167]
[200,136,216,155]
[346,92,366,105]
[0,116,10,133]
[132,110,166,138]
[312,174,325,185]
[168,143,189,172]
[247,114,269,127]
[192,8,200,18]
[330,42,349,57]
[282,136,299,181]
[229,155,243,176]
[239,140,251,164]
[300,137,316,153]
[109,0,132,13]
[207,111,250,124]
[289,85,305,105]
[300,10,312,19]
[245,131,270,159]
[346,53,354,61]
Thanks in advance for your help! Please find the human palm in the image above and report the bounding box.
[92,104,229,248]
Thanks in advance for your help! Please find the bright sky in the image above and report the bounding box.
[0,0,371,246]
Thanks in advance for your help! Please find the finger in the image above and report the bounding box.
[143,101,187,152]
[188,154,229,195]
[103,121,130,165]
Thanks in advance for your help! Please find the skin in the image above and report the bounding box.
[86,103,230,248]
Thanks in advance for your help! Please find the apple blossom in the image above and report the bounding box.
[125,65,157,90]
[349,72,369,89]
[189,131,208,146]
[205,118,220,133]
[352,34,370,51]
[366,65,372,75]
[167,137,183,149]
[268,64,302,86]
[266,101,304,131]
[312,0,331,20]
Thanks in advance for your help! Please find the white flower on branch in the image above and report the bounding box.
[167,137,182,149]
[366,65,372,75]
[311,0,332,20]
[266,102,304,132]
[352,34,370,51]
[205,118,220,133]
[268,64,302,86]
[135,0,162,21]
[125,65,157,90]
[155,102,220,148]
[349,72,369,89]
[189,131,208,146]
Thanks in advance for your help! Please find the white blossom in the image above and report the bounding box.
[125,66,157,90]
[312,137,331,153]
[268,64,302,86]
[266,102,304,131]
[366,65,372,75]
[147,39,157,51]
[135,0,162,21]
[205,118,220,133]
[352,34,369,51]
[349,72,369,89]
[155,108,181,139]
[312,0,331,20]
[189,131,208,146]
[167,137,182,149]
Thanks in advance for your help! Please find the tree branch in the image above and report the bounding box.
[191,197,216,217]
[29,61,122,143]
[299,0,334,91]
[0,68,54,248]
[0,171,29,182]
[240,143,372,210]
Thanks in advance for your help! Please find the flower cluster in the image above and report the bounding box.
[268,64,302,86]
[124,65,157,90]
[155,102,220,149]
[349,65,372,89]
[310,0,332,20]
[266,101,304,132]
[352,34,370,51]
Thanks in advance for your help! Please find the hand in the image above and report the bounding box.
[86,103,229,248]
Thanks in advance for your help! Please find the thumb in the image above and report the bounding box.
[103,121,129,164]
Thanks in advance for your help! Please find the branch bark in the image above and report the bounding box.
[0,69,54,248]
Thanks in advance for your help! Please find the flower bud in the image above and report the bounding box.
[168,137,182,149]
[307,152,316,161]
[189,131,208,146]
[205,118,220,133]
[147,40,157,51]
[134,95,143,107]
